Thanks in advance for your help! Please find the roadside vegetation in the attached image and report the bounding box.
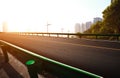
[83,0,120,40]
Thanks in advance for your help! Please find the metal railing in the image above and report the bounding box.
[5,32,120,40]
[0,40,103,78]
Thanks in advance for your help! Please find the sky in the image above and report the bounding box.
[0,0,111,32]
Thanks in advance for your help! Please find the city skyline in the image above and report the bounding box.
[0,0,110,32]
[75,17,102,33]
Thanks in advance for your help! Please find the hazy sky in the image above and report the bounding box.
[0,0,110,32]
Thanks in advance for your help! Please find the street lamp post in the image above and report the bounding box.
[46,22,51,33]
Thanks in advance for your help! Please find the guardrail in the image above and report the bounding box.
[0,40,103,78]
[5,32,120,40]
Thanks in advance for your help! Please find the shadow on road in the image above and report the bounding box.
[3,63,24,78]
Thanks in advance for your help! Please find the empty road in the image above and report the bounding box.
[0,33,120,78]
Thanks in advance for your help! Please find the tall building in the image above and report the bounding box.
[75,23,80,33]
[86,21,92,30]
[2,22,8,32]
[93,17,102,23]
[80,25,83,33]
[75,22,92,33]
[81,23,86,32]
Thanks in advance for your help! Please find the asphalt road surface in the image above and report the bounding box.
[0,33,120,78]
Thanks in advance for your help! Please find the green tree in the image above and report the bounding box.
[102,0,120,34]
[85,0,120,34]
[84,21,102,34]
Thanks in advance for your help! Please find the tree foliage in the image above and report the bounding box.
[84,0,120,34]
[103,0,120,34]
[84,21,102,34]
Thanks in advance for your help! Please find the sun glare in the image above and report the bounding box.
[0,0,110,32]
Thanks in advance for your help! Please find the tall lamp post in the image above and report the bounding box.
[46,21,51,33]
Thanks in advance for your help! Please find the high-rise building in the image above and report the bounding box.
[81,23,86,32]
[80,25,83,33]
[2,22,8,32]
[75,23,80,33]
[86,21,92,30]
[75,22,92,33]
[93,17,102,23]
